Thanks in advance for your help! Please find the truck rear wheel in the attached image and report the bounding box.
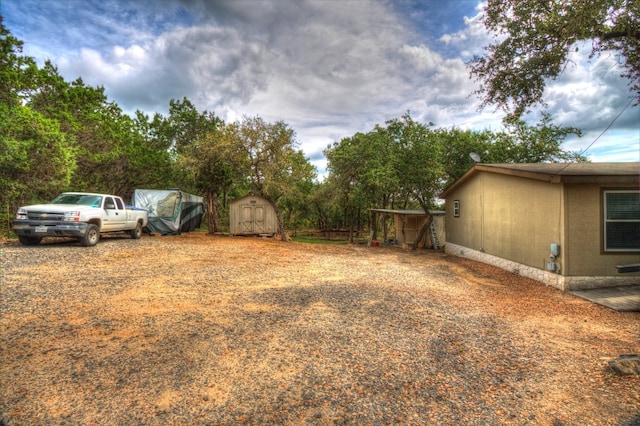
[18,235,43,246]
[80,224,100,247]
[130,221,143,239]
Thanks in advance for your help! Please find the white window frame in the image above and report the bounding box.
[453,200,460,217]
[603,190,640,252]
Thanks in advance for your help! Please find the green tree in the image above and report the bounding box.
[324,129,400,242]
[156,98,230,231]
[164,97,220,156]
[0,22,77,234]
[439,114,587,186]
[179,124,244,233]
[385,114,444,248]
[130,110,177,189]
[324,114,444,247]
[306,178,346,231]
[486,113,587,164]
[29,65,129,193]
[437,128,493,186]
[0,104,76,228]
[470,0,640,119]
[230,116,316,240]
[277,150,317,232]
[0,19,40,106]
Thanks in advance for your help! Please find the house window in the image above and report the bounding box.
[453,200,460,217]
[604,190,640,252]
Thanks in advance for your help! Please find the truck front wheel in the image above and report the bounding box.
[18,235,43,246]
[130,221,143,239]
[80,224,100,247]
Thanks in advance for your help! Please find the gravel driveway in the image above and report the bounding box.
[1,232,639,425]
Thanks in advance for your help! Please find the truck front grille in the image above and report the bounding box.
[26,211,65,221]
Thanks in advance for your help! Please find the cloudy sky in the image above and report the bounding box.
[3,0,639,176]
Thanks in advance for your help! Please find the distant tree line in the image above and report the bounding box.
[1,21,586,242]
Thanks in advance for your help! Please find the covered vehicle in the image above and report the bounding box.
[131,189,204,235]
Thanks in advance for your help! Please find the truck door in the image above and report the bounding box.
[103,197,126,230]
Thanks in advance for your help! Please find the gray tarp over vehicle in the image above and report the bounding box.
[131,189,204,235]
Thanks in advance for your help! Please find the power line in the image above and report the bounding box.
[577,97,634,158]
[549,97,635,180]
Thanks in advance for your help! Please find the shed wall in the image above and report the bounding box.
[392,215,444,248]
[230,195,278,235]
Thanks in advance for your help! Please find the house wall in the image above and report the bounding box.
[564,183,640,277]
[445,171,563,271]
[445,171,640,290]
[229,195,278,235]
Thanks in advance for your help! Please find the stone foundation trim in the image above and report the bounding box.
[444,243,640,291]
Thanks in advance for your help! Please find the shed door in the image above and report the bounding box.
[241,205,265,233]
[254,206,265,233]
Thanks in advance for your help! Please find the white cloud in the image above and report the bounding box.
[6,0,638,175]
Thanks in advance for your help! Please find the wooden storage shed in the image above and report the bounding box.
[230,195,278,236]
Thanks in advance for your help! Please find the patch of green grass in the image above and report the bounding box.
[290,235,350,245]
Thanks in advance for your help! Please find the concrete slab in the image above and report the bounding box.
[569,285,640,312]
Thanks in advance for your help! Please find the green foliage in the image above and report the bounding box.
[385,114,443,211]
[225,116,317,239]
[0,20,41,106]
[323,111,586,240]
[470,0,640,119]
[0,23,181,236]
[486,113,586,164]
[438,127,492,185]
[0,103,77,235]
[0,20,591,240]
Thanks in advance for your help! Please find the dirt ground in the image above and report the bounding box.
[0,232,639,425]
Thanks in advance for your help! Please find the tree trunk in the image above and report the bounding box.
[266,197,288,241]
[276,208,288,241]
[348,208,354,243]
[206,191,221,234]
[412,213,433,250]
[382,213,389,242]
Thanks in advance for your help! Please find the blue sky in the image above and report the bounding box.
[3,0,639,176]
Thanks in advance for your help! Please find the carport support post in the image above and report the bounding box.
[383,212,389,242]
[371,210,378,243]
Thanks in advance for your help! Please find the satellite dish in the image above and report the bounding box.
[470,152,481,163]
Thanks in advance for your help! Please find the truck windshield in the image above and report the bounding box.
[51,194,103,207]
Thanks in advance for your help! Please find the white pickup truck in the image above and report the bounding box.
[11,192,148,247]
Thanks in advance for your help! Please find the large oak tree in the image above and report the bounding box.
[229,116,316,241]
[470,0,640,119]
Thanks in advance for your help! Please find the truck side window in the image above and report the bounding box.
[104,197,116,210]
[115,198,124,210]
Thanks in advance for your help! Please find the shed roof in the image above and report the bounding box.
[440,162,640,198]
[230,194,270,204]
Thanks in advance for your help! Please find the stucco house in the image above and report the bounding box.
[440,162,640,291]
